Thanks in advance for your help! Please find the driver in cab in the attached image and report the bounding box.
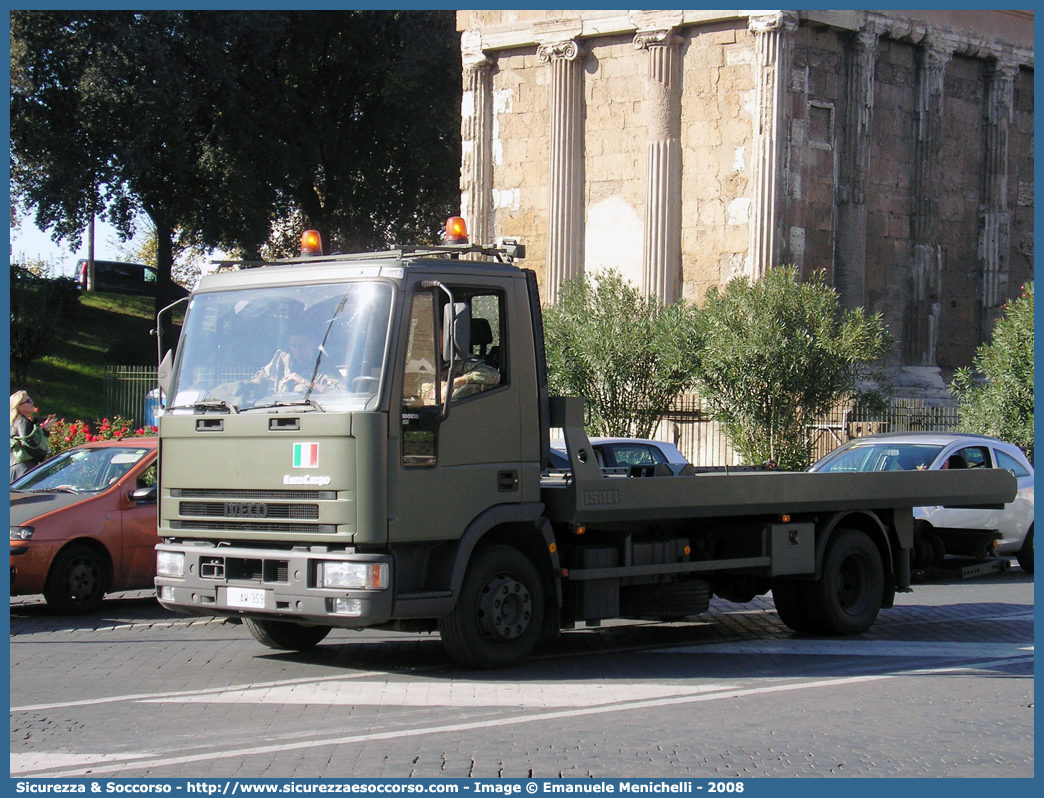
[252,332,341,394]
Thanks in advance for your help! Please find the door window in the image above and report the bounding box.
[401,292,438,467]
[445,291,506,403]
[995,450,1030,477]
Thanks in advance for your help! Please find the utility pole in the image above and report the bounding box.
[87,213,96,291]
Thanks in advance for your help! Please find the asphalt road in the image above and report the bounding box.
[10,566,1034,779]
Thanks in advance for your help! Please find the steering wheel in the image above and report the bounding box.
[350,376,380,393]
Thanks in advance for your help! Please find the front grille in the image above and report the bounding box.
[171,488,336,501]
[178,502,320,520]
[171,520,337,535]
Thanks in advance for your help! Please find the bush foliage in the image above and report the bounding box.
[693,267,891,470]
[543,271,701,438]
[951,282,1034,454]
[10,265,80,385]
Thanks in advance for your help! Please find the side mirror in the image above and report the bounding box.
[442,301,471,362]
[157,349,174,398]
[130,485,157,504]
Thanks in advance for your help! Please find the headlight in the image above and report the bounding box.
[156,551,185,578]
[317,561,388,589]
[10,527,34,541]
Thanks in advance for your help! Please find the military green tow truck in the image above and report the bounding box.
[153,221,1016,668]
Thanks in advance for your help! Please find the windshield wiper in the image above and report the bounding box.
[40,487,78,493]
[243,399,324,413]
[192,400,240,414]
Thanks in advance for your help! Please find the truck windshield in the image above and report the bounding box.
[168,281,394,413]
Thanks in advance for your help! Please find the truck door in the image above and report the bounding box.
[389,278,522,544]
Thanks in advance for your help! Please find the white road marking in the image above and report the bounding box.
[658,640,1034,659]
[140,681,737,708]
[12,652,1032,779]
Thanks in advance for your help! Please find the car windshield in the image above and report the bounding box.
[13,447,152,493]
[168,281,394,413]
[815,443,944,473]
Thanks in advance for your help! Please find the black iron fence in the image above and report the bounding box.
[104,365,159,427]
[656,394,961,467]
[104,366,961,467]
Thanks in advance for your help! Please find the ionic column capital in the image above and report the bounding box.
[537,40,583,64]
[461,29,492,70]
[633,28,684,51]
[748,11,799,36]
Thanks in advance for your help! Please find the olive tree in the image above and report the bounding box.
[951,282,1034,455]
[693,267,890,470]
[543,271,701,438]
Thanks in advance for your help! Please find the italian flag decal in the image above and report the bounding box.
[292,442,319,468]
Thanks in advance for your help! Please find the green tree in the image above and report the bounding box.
[10,11,278,336]
[694,267,891,470]
[254,11,462,255]
[119,225,208,290]
[950,282,1034,453]
[544,271,701,438]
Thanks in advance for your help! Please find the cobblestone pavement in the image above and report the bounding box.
[9,569,1033,779]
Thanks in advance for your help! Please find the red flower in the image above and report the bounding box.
[135,428,145,435]
[64,436,72,442]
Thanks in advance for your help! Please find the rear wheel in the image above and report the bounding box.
[438,544,544,669]
[244,618,331,651]
[806,528,884,636]
[43,543,109,615]
[771,579,821,633]
[1016,528,1033,573]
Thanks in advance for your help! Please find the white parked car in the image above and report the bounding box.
[549,437,690,476]
[811,432,1033,572]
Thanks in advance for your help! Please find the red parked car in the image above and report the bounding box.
[10,438,158,613]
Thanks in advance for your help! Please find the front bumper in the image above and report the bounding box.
[154,542,393,628]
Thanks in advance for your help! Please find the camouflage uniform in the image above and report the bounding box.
[450,357,500,399]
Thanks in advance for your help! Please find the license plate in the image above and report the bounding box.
[226,587,267,609]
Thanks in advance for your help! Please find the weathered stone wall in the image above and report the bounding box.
[1010,68,1035,299]
[680,21,754,303]
[490,48,550,281]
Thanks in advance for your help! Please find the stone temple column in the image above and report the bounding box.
[834,28,879,310]
[980,61,1018,333]
[908,40,953,366]
[538,39,585,304]
[747,12,798,281]
[635,27,683,304]
[460,30,494,251]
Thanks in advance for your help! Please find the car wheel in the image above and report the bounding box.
[244,619,331,651]
[1016,527,1033,574]
[438,544,544,669]
[805,529,884,636]
[43,543,110,615]
[924,531,946,567]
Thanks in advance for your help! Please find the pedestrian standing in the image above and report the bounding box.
[10,390,54,482]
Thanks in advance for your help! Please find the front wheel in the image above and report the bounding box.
[806,528,884,636]
[244,618,331,651]
[1016,528,1033,573]
[43,543,110,614]
[438,544,544,669]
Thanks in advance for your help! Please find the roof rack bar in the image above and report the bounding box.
[211,241,522,271]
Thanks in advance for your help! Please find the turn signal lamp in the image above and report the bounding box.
[301,229,323,256]
[444,216,468,244]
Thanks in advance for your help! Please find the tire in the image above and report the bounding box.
[621,579,711,620]
[771,580,822,634]
[244,618,331,651]
[924,531,946,567]
[438,544,544,669]
[911,536,930,570]
[43,543,110,615]
[805,528,884,636]
[1016,527,1033,574]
